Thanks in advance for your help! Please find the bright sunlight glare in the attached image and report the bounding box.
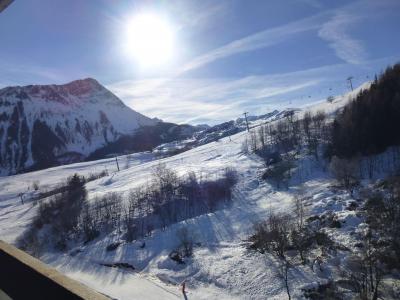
[124,13,175,68]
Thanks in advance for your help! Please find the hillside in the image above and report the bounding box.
[3,83,393,299]
[330,63,400,158]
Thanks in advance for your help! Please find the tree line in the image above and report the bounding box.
[329,63,400,158]
[245,63,400,298]
[19,165,237,254]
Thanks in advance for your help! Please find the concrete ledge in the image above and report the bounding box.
[0,0,13,13]
[0,240,110,300]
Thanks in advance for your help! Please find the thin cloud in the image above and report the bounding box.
[108,69,328,124]
[0,60,67,87]
[109,57,400,125]
[177,0,397,73]
[317,0,399,65]
[183,80,319,124]
[178,13,325,74]
[176,1,226,31]
[318,11,367,64]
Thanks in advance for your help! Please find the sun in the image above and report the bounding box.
[124,13,175,68]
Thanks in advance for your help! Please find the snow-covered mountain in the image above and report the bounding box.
[0,78,157,175]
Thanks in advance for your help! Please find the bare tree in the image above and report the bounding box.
[176,227,195,257]
[123,207,136,242]
[32,180,40,191]
[241,138,249,154]
[302,111,312,144]
[312,110,326,135]
[342,249,383,300]
[249,131,258,152]
[80,202,98,242]
[262,156,295,189]
[258,125,266,149]
[294,194,306,231]
[330,156,360,192]
[277,259,292,300]
[249,213,293,259]
[291,195,313,264]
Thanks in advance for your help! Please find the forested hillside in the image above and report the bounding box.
[330,63,400,158]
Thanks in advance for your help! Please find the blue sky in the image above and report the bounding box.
[1,0,400,124]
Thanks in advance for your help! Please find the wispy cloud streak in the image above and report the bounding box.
[318,11,367,64]
[108,67,337,124]
[179,13,325,74]
[109,56,400,125]
[0,59,68,87]
[317,0,400,64]
[179,0,398,71]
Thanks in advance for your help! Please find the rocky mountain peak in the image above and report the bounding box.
[0,78,157,175]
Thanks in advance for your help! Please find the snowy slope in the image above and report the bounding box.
[0,78,157,175]
[0,83,373,299]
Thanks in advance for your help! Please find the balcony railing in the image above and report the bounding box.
[0,240,110,300]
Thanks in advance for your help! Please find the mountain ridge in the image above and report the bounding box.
[0,78,160,175]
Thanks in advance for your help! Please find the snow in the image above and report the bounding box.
[0,83,377,299]
[0,78,157,174]
[298,81,371,118]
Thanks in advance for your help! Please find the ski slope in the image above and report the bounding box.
[0,84,370,299]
